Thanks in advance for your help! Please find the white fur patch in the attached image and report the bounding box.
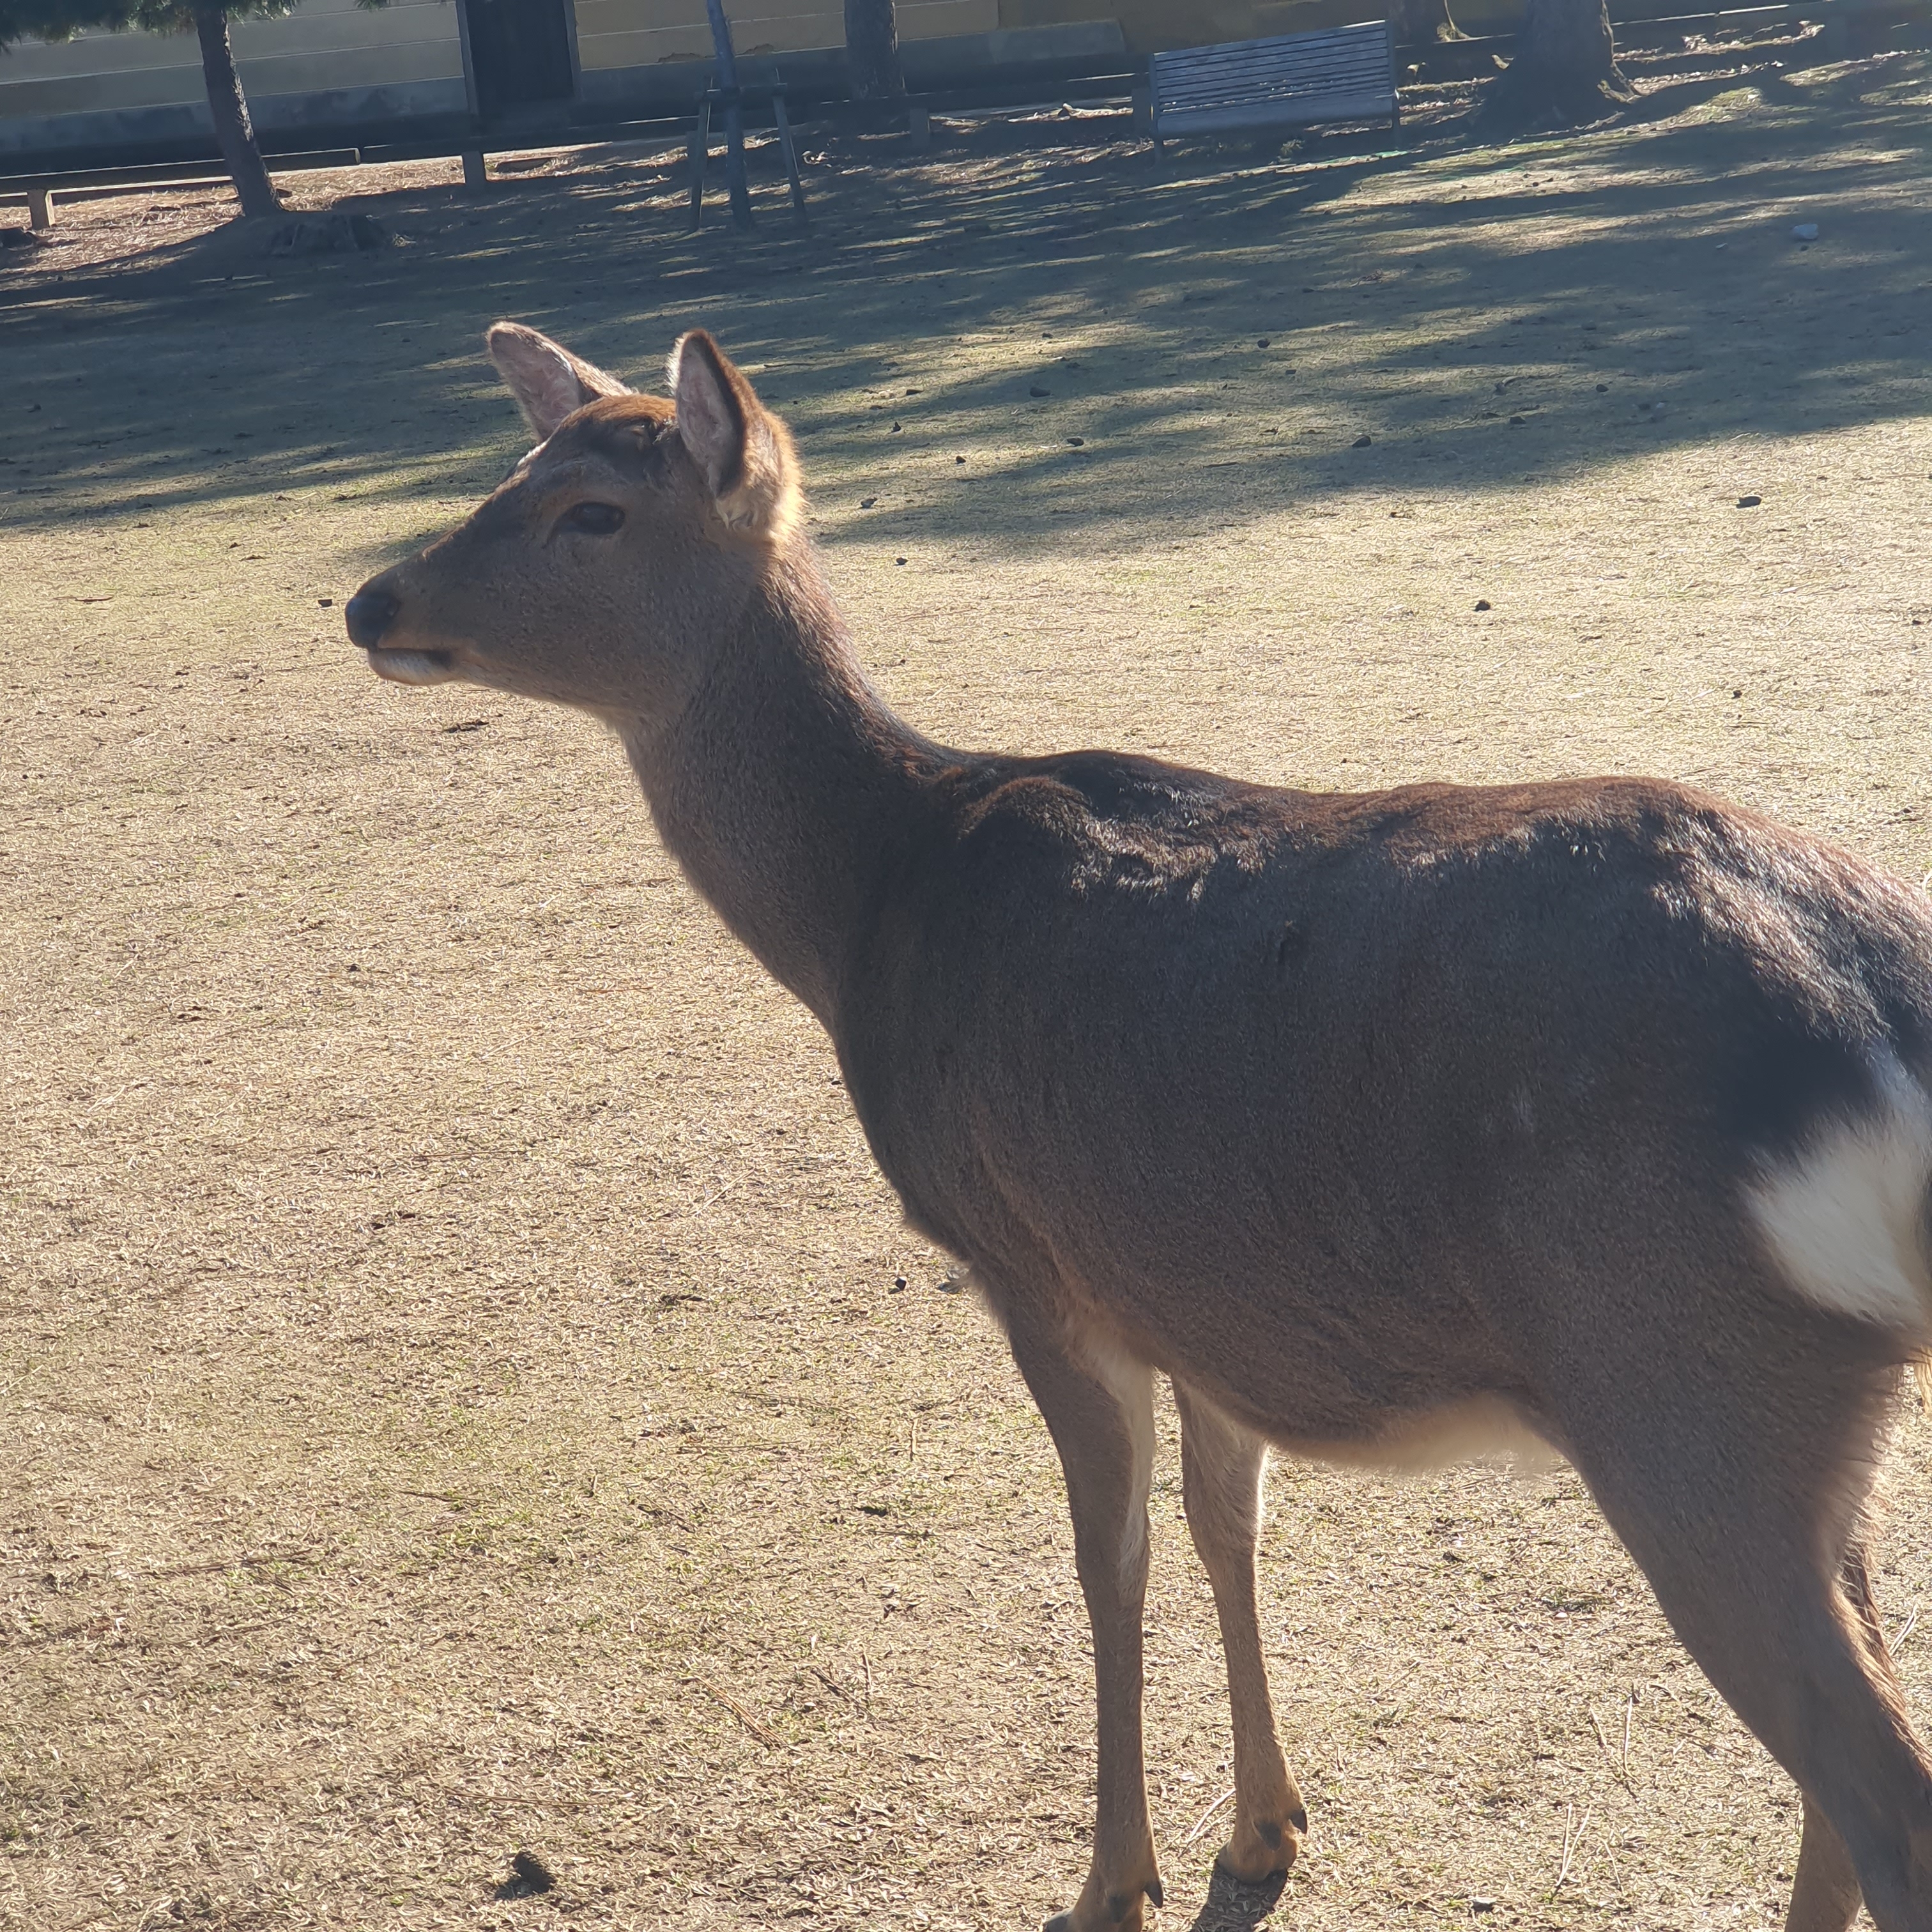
[1310,1396,1561,1473]
[1747,1064,1932,1333]
[366,648,457,686]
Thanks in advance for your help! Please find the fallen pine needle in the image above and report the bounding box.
[1181,1787,1238,1847]
[699,1678,778,1747]
[1555,1803,1591,1891]
[1895,1603,1921,1656]
[809,1664,856,1705]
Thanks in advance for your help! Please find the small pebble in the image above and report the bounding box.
[1257,337,1271,348]
[1352,433,1372,448]
[894,557,907,566]
[1791,222,1819,241]
[1475,599,1492,611]
[955,455,966,464]
[317,597,333,606]
[891,420,901,433]
[891,1276,908,1292]
[1736,494,1761,508]
[1029,385,1050,397]
[860,496,877,509]
[1067,436,1085,447]
[1595,383,1609,393]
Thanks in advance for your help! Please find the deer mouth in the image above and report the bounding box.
[366,647,459,686]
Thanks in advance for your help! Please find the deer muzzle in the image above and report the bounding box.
[346,578,460,686]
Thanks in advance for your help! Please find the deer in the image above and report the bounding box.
[345,320,1932,1932]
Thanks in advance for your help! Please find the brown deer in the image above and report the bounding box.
[346,321,1932,1932]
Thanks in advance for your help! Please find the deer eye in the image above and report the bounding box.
[562,502,624,535]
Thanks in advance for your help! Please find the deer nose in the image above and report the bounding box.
[345,586,400,650]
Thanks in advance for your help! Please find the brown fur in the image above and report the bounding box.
[346,325,1932,1932]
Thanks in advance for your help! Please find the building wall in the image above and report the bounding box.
[0,0,466,124]
[0,0,1450,161]
[995,0,1517,55]
[573,0,996,69]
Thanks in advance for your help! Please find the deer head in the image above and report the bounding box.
[344,323,801,724]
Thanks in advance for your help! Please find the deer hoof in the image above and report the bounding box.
[1215,1809,1303,1884]
[1043,1866,1163,1931]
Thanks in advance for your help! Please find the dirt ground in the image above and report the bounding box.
[4,37,1932,1932]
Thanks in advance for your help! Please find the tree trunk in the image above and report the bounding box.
[193,6,278,219]
[700,0,753,228]
[843,0,903,114]
[1479,0,1634,126]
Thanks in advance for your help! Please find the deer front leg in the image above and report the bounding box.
[1172,1380,1305,1885]
[1004,1314,1163,1932]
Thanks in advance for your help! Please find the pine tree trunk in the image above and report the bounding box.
[1480,0,1634,125]
[844,0,904,114]
[194,6,279,219]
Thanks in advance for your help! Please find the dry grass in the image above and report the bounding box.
[4,44,1932,1931]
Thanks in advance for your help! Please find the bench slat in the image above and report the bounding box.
[1156,92,1394,133]
[1158,55,1393,82]
[1156,32,1388,65]
[1154,23,1389,65]
[1157,60,1394,95]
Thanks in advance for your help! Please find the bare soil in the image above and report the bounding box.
[4,42,1932,1932]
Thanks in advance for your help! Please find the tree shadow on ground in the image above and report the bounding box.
[3,45,1928,553]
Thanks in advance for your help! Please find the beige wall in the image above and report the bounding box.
[994,0,1400,54]
[0,0,1015,121]
[0,0,463,119]
[0,0,1436,124]
[573,0,996,70]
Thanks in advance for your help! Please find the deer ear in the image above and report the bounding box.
[667,329,801,541]
[486,321,630,440]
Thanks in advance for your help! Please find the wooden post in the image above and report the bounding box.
[27,187,54,230]
[702,0,753,229]
[462,149,487,188]
[687,95,714,231]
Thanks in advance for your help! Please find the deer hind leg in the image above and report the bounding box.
[1786,1538,1912,1932]
[1790,1788,1864,1932]
[1561,1356,1932,1932]
[1003,1312,1163,1932]
[1172,1379,1306,1884]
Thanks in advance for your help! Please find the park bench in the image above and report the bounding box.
[1144,19,1399,156]
[0,149,360,229]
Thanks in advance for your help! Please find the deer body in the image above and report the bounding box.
[348,324,1932,1932]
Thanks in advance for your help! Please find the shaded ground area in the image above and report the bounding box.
[3,43,1931,1932]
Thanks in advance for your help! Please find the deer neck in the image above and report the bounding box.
[621,549,937,1030]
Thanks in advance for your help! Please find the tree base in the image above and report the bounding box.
[1475,58,1636,132]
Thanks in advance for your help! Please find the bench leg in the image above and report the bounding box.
[461,149,487,189]
[687,98,713,232]
[908,103,931,152]
[1131,83,1151,137]
[27,187,53,229]
[772,92,808,224]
